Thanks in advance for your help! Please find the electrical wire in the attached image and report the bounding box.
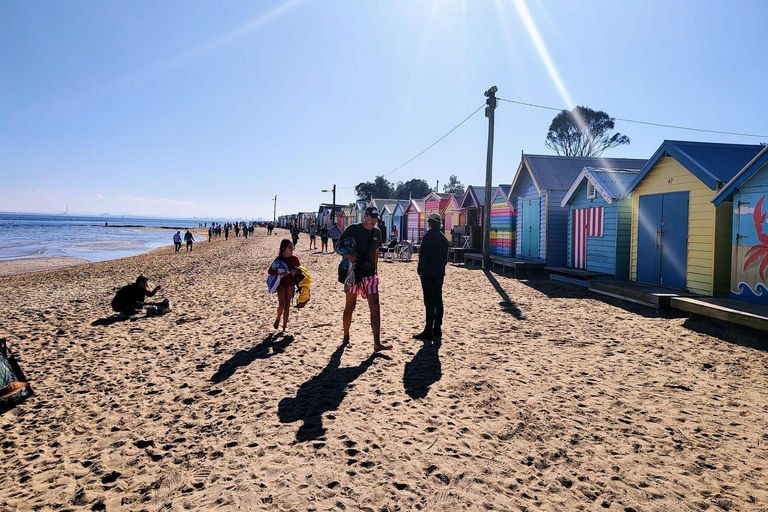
[496,97,768,138]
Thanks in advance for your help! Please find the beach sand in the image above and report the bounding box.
[1,228,767,511]
[0,257,90,277]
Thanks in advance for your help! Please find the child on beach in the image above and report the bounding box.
[268,239,301,330]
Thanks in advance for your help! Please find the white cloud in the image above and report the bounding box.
[96,193,104,198]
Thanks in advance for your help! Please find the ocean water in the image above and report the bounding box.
[0,213,225,263]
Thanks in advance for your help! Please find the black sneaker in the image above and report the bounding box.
[412,331,433,340]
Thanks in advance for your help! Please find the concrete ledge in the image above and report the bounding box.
[671,297,768,332]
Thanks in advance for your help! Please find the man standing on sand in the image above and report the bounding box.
[173,231,182,252]
[338,207,392,352]
[184,229,194,252]
[328,223,342,252]
[413,212,448,340]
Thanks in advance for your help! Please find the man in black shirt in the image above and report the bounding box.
[414,212,449,340]
[338,207,392,352]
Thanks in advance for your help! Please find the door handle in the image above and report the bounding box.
[656,229,662,249]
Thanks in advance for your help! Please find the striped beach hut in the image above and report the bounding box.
[391,200,409,241]
[489,185,516,257]
[510,154,647,266]
[403,199,426,243]
[712,145,768,304]
[440,193,462,234]
[627,140,763,295]
[560,167,642,279]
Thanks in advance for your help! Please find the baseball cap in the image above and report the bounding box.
[364,207,379,218]
[428,212,441,223]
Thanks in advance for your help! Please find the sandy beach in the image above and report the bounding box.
[1,228,767,511]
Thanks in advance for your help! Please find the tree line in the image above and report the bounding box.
[354,175,465,201]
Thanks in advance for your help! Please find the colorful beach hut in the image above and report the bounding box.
[560,167,641,279]
[459,186,486,249]
[510,154,647,266]
[391,200,409,241]
[489,185,516,257]
[712,145,768,304]
[627,140,763,295]
[403,199,426,243]
[440,193,462,234]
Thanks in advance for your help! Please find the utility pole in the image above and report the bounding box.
[482,85,497,269]
[435,180,439,192]
[332,184,336,228]
[273,195,277,223]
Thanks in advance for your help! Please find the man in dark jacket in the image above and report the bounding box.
[414,213,449,340]
[111,276,164,316]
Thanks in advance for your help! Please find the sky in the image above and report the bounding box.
[2,0,767,219]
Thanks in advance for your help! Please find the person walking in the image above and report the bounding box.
[320,224,329,252]
[173,231,182,252]
[267,239,301,330]
[309,223,317,250]
[338,207,391,352]
[184,229,194,252]
[328,223,342,253]
[290,224,300,248]
[208,227,212,243]
[413,213,449,340]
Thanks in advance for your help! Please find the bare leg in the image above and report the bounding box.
[343,292,357,344]
[281,286,292,329]
[367,293,391,352]
[275,286,287,329]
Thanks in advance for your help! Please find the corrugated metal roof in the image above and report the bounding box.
[498,184,512,198]
[524,155,647,191]
[590,169,640,199]
[664,140,764,184]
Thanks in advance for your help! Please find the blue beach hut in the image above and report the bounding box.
[712,145,768,304]
[510,154,647,266]
[560,167,641,279]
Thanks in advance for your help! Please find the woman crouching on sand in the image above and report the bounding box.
[268,239,301,330]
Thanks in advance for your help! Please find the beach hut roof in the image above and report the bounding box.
[404,199,425,213]
[511,154,647,195]
[561,167,641,206]
[712,145,768,206]
[628,140,764,193]
[491,184,514,207]
[460,186,486,209]
[371,198,401,213]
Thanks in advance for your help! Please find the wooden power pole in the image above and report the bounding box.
[482,86,497,269]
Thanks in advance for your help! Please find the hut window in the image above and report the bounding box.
[586,182,596,199]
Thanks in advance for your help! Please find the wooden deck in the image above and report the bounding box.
[447,247,474,262]
[589,280,700,309]
[545,267,613,287]
[461,253,546,276]
[463,253,484,266]
[671,297,768,332]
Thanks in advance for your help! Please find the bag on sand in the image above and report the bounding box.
[0,339,34,413]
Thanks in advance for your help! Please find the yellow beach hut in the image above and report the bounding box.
[627,140,764,296]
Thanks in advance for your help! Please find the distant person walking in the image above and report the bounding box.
[328,223,342,253]
[290,224,300,248]
[235,224,240,237]
[243,223,249,239]
[338,207,391,352]
[413,213,448,340]
[224,225,229,240]
[309,223,317,250]
[320,225,329,252]
[184,230,194,252]
[268,239,301,330]
[208,227,212,243]
[173,231,182,252]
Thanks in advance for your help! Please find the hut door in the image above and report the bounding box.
[572,209,589,269]
[637,192,688,289]
[521,199,540,257]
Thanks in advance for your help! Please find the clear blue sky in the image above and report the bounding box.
[2,0,767,219]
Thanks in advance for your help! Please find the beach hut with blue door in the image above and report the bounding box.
[560,167,642,279]
[510,154,647,266]
[489,185,516,257]
[391,200,409,241]
[627,140,764,296]
[712,145,768,304]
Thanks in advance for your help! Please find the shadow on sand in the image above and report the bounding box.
[278,342,384,442]
[682,317,768,353]
[403,339,442,399]
[210,333,294,384]
[91,315,137,326]
[481,269,525,319]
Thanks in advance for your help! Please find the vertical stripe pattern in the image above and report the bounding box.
[573,207,604,269]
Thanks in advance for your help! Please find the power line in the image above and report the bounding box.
[338,103,486,190]
[496,97,768,138]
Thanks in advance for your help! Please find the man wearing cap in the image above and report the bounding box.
[338,206,392,352]
[413,212,449,340]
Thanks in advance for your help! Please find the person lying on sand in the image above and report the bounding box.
[111,275,172,317]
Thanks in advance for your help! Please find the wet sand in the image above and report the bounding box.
[1,228,767,511]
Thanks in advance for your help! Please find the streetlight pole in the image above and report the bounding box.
[272,195,277,224]
[321,185,336,228]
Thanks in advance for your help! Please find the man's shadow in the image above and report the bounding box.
[210,333,294,384]
[278,342,381,442]
[403,339,442,399]
[91,315,136,326]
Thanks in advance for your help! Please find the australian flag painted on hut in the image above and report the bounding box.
[713,145,768,305]
[510,154,647,266]
[561,167,642,279]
